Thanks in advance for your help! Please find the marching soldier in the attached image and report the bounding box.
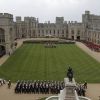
[8,80,11,89]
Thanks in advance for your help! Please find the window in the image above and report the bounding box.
[50,30,51,34]
[54,30,55,34]
[0,28,5,43]
[42,30,44,33]
[33,30,35,34]
[38,30,40,33]
[46,30,48,34]
[77,30,80,35]
[58,30,59,34]
[62,30,64,34]
[66,30,68,34]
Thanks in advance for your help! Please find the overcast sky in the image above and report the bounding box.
[0,0,100,22]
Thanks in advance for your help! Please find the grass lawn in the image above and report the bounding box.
[0,43,100,83]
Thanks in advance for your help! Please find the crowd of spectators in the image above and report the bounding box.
[82,41,100,52]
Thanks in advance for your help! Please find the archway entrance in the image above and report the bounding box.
[72,36,74,40]
[0,28,6,57]
[77,36,80,40]
[0,45,6,57]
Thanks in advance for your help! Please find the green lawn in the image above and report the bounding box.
[0,43,100,83]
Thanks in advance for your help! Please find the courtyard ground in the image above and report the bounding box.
[0,83,53,100]
[0,39,100,99]
[0,83,100,100]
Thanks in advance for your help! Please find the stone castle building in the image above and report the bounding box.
[0,11,100,56]
[82,11,100,44]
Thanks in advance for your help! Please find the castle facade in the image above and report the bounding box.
[0,11,100,55]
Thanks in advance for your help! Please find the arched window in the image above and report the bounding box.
[54,30,55,34]
[0,28,5,43]
[77,30,80,35]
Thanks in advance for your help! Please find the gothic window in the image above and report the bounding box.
[66,30,68,34]
[50,30,51,34]
[9,28,13,40]
[38,30,40,33]
[54,30,55,34]
[42,30,44,33]
[33,30,35,34]
[58,30,59,34]
[46,30,48,34]
[77,30,80,35]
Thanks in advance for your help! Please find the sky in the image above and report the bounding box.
[0,0,100,22]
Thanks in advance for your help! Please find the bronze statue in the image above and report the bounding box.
[67,67,73,82]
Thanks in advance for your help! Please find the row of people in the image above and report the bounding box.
[44,43,57,48]
[82,41,100,52]
[15,80,64,94]
[0,79,6,86]
[0,79,11,89]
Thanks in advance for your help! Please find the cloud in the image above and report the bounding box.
[0,0,100,22]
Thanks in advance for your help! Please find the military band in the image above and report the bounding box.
[15,80,64,94]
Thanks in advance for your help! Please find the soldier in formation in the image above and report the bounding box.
[0,79,6,86]
[8,80,11,89]
[44,42,57,48]
[75,82,87,96]
[15,80,64,94]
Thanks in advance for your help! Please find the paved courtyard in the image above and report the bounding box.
[0,83,53,100]
[0,83,100,100]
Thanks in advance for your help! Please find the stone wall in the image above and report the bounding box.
[82,11,100,45]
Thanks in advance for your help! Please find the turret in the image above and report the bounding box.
[16,16,21,23]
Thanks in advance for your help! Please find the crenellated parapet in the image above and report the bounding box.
[16,16,21,22]
[0,13,13,19]
[24,17,37,23]
[85,11,90,15]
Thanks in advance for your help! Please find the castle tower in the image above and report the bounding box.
[16,16,21,23]
[0,13,15,55]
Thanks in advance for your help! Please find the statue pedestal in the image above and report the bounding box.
[46,78,90,100]
[59,78,78,100]
[64,78,76,100]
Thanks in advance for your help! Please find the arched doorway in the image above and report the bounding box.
[77,36,80,40]
[72,36,74,40]
[0,28,6,57]
[0,45,6,57]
